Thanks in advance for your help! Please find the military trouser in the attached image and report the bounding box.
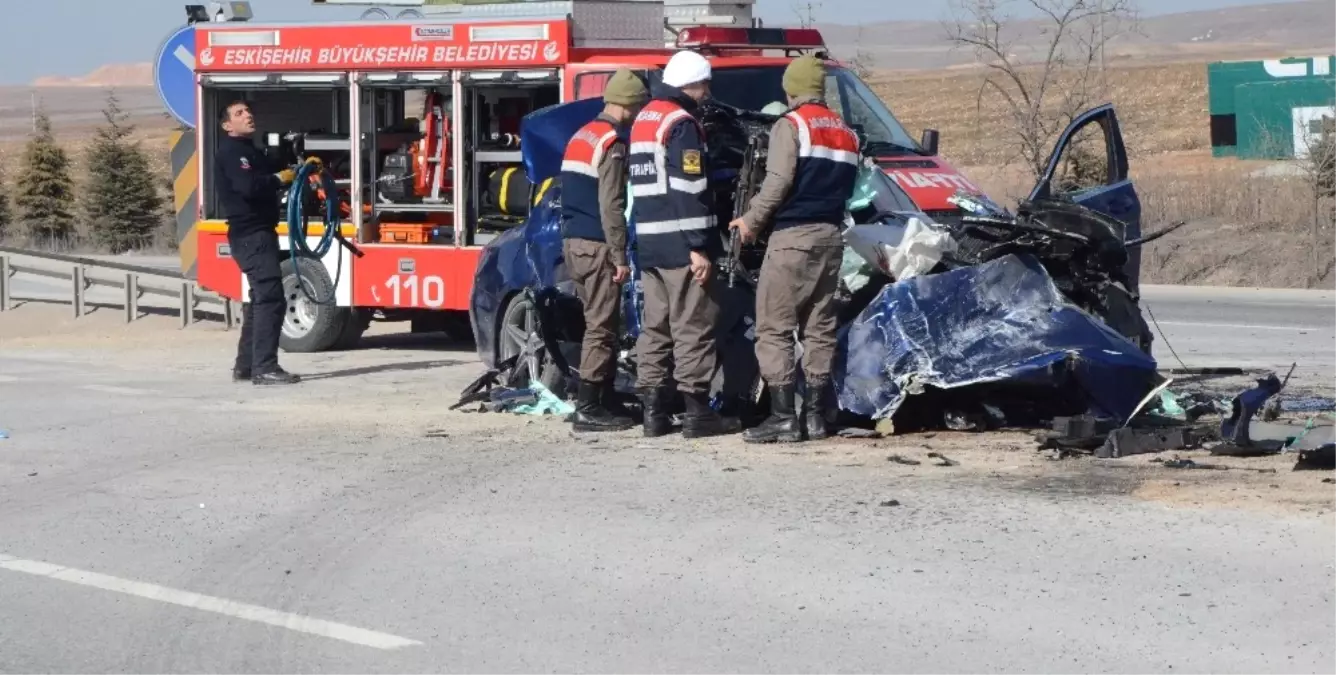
[635,265,720,395]
[564,238,623,383]
[755,223,843,387]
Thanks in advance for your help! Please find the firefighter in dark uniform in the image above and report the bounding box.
[629,51,741,439]
[215,100,307,386]
[560,69,650,432]
[728,55,861,443]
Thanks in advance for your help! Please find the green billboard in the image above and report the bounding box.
[1208,56,1336,159]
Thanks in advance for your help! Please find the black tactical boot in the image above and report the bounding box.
[744,385,802,444]
[232,367,251,383]
[682,391,742,439]
[602,375,639,422]
[641,386,673,438]
[804,380,832,441]
[572,380,634,432]
[252,368,301,385]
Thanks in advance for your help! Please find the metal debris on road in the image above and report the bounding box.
[887,455,921,466]
[1097,427,1202,459]
[927,452,958,467]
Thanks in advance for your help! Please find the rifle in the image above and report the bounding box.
[728,135,764,288]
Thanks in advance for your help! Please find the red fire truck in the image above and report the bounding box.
[177,0,984,352]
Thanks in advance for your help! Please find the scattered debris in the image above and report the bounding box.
[927,452,958,467]
[1168,367,1247,376]
[887,454,921,466]
[1153,458,1277,474]
[1294,445,1336,472]
[1156,458,1229,471]
[1281,397,1336,414]
[451,354,520,410]
[1097,427,1201,458]
[1322,478,1335,484]
[1036,415,1118,452]
[425,429,450,439]
[837,427,881,439]
[879,499,902,508]
[1220,370,1289,447]
[0,429,8,440]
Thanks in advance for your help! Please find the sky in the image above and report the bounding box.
[0,0,1309,85]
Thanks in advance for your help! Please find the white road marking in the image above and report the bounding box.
[1154,321,1325,332]
[173,45,195,70]
[80,384,155,396]
[0,554,421,650]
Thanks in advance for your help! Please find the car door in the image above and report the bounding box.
[1028,104,1143,293]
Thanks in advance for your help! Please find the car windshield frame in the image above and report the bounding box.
[828,67,926,155]
[644,64,926,156]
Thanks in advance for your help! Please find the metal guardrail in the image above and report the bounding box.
[0,246,239,330]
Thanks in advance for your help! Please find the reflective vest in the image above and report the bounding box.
[559,118,620,242]
[628,97,717,270]
[772,102,861,230]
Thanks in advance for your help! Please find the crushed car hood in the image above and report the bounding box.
[834,253,1161,425]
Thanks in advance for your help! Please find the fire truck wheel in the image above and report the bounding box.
[332,309,373,351]
[498,292,566,394]
[279,256,347,353]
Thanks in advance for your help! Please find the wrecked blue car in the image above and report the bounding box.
[467,98,1160,430]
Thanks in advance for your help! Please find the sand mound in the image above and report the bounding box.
[33,63,154,89]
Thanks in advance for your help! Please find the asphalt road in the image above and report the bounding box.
[6,254,1332,387]
[0,318,1332,673]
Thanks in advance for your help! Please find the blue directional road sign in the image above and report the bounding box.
[154,25,197,128]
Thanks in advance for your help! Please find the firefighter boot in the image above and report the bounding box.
[743,384,802,444]
[682,391,743,440]
[572,380,634,432]
[641,386,673,438]
[804,380,832,441]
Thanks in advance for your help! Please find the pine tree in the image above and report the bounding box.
[14,107,75,245]
[81,91,164,253]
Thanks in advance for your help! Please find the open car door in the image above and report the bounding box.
[1028,104,1143,294]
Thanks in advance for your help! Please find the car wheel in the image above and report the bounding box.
[497,293,567,393]
[279,256,350,353]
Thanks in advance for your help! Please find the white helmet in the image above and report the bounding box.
[662,50,712,88]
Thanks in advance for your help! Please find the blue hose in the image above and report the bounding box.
[285,161,343,302]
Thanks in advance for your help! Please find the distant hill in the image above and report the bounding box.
[22,0,1335,85]
[31,64,154,89]
[816,0,1334,70]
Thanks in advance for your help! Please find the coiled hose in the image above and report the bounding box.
[285,161,343,302]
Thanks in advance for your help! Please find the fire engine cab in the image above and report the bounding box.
[176,0,982,353]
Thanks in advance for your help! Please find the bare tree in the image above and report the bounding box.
[945,0,1140,180]
[845,26,875,80]
[1296,116,1336,285]
[792,0,821,28]
[1248,111,1336,287]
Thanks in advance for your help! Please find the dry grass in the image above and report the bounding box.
[870,61,1210,167]
[873,61,1335,289]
